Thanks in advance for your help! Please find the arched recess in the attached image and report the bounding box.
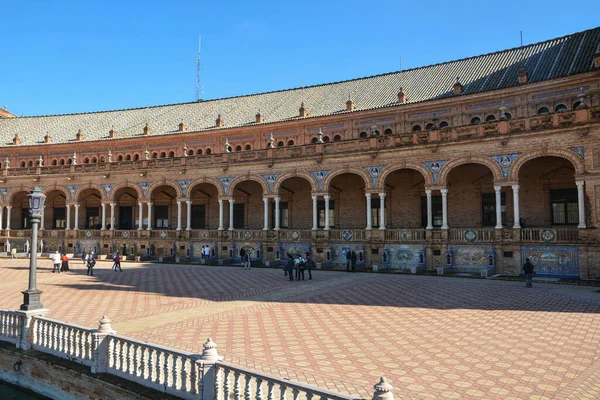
[321,167,372,193]
[74,183,107,203]
[186,177,225,199]
[44,189,68,230]
[148,183,179,230]
[272,172,318,194]
[6,187,33,205]
[377,163,433,189]
[509,149,585,181]
[382,168,429,229]
[438,157,504,185]
[187,181,221,230]
[274,176,314,229]
[43,186,70,201]
[146,181,183,201]
[110,182,144,202]
[228,175,269,197]
[111,184,142,230]
[6,190,30,229]
[230,178,266,230]
[327,172,368,229]
[77,187,103,229]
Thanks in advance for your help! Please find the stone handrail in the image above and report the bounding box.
[215,360,360,400]
[0,310,20,344]
[520,228,579,243]
[448,228,496,243]
[106,334,204,399]
[384,229,426,242]
[31,316,95,367]
[329,229,366,242]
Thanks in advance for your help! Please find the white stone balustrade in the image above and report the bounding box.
[0,310,20,344]
[31,316,95,366]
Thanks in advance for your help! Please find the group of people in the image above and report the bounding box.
[200,245,212,259]
[240,248,251,270]
[285,252,314,281]
[111,251,122,272]
[51,251,70,273]
[345,250,358,272]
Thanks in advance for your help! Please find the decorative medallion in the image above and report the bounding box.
[198,231,209,239]
[17,230,24,237]
[85,230,93,239]
[363,166,385,186]
[310,170,331,190]
[159,230,168,240]
[217,177,235,194]
[291,231,300,240]
[66,185,79,199]
[540,229,556,243]
[243,230,253,240]
[51,230,58,237]
[570,146,584,159]
[422,160,448,183]
[137,182,152,197]
[261,174,280,193]
[176,180,192,196]
[490,153,521,178]
[464,229,478,242]
[0,188,11,202]
[122,230,130,238]
[341,229,353,241]
[399,229,411,241]
[101,184,114,198]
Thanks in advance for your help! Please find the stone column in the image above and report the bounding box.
[40,206,45,230]
[441,189,448,230]
[100,203,106,230]
[274,196,281,231]
[0,206,3,230]
[218,200,224,231]
[65,204,71,231]
[262,197,269,231]
[425,190,433,230]
[228,199,235,231]
[146,202,152,230]
[494,186,503,229]
[176,201,182,231]
[73,204,80,230]
[5,206,10,231]
[379,193,386,230]
[109,203,115,231]
[365,193,372,230]
[576,181,586,229]
[186,201,192,231]
[311,195,318,230]
[512,185,521,229]
[137,202,143,230]
[324,195,331,231]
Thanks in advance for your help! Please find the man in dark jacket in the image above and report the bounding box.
[523,258,535,288]
[305,252,314,280]
[350,251,357,272]
[285,253,294,281]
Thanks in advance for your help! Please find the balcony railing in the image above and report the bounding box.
[520,228,579,243]
[384,229,426,242]
[449,228,496,243]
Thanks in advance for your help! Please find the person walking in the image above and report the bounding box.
[523,258,535,288]
[60,253,69,272]
[81,249,87,264]
[345,250,351,272]
[201,245,206,259]
[296,256,305,281]
[305,252,314,280]
[52,251,61,273]
[350,251,357,272]
[113,251,122,272]
[285,253,294,281]
[86,254,96,276]
[11,247,17,259]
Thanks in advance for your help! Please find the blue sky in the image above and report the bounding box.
[1,1,598,116]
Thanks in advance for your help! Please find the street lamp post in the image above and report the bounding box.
[20,186,46,311]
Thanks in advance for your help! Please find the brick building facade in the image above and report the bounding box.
[1,27,600,278]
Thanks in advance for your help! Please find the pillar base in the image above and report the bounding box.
[20,289,44,311]
[578,223,586,229]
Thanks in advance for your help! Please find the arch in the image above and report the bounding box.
[84,157,90,164]
[52,159,57,166]
[321,167,372,191]
[110,182,144,201]
[43,186,70,200]
[359,131,368,138]
[133,154,139,161]
[554,104,568,113]
[147,180,183,200]
[470,117,481,125]
[311,137,318,144]
[74,183,107,202]
[378,163,434,188]
[537,107,550,115]
[384,128,393,135]
[160,152,166,158]
[20,161,25,168]
[186,177,225,199]
[277,141,284,147]
[168,151,175,158]
[509,149,585,181]
[333,135,341,141]
[196,149,202,155]
[439,121,449,128]
[485,115,497,122]
[125,154,132,161]
[228,175,270,196]
[28,160,34,167]
[117,155,123,162]
[235,145,242,152]
[6,187,33,204]
[323,136,330,142]
[412,125,421,132]
[205,148,212,155]
[272,172,319,194]
[438,157,504,185]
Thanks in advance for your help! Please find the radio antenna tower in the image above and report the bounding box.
[196,35,203,101]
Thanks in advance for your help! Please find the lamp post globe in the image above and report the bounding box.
[20,186,46,311]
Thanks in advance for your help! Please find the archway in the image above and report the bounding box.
[45,189,68,230]
[275,177,313,229]
[230,180,264,230]
[188,182,220,230]
[327,173,366,229]
[113,186,141,230]
[7,190,30,229]
[383,169,427,228]
[77,187,103,229]
[149,185,178,230]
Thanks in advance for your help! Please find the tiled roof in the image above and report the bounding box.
[2,27,600,147]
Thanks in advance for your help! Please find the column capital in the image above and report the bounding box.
[229,198,235,204]
[440,188,448,195]
[74,203,80,208]
[323,194,331,200]
[186,200,192,205]
[365,193,371,199]
[6,205,12,209]
[425,189,432,196]
[311,195,317,200]
[379,192,386,198]
[493,186,502,192]
[273,196,280,202]
[147,202,153,206]
[511,184,520,190]
[576,180,585,188]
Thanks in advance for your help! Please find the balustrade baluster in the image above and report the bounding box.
[50,323,56,350]
[306,393,313,400]
[163,352,170,387]
[255,377,263,400]
[172,354,180,390]
[214,366,222,399]
[266,381,274,400]
[65,327,71,355]
[292,388,300,400]
[86,332,93,360]
[223,368,230,400]
[139,346,146,379]
[245,374,252,400]
[234,371,242,400]
[279,384,287,400]
[180,357,188,392]
[41,321,47,348]
[155,350,162,384]
[189,358,198,395]
[108,338,115,369]
[116,340,123,372]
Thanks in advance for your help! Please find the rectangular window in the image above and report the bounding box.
[481,192,507,227]
[86,207,100,229]
[271,202,289,228]
[21,208,29,229]
[154,205,169,228]
[191,205,206,229]
[317,200,335,228]
[371,199,381,228]
[421,196,442,228]
[54,208,66,229]
[233,203,245,229]
[551,189,578,225]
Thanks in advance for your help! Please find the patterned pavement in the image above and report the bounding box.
[1,258,599,399]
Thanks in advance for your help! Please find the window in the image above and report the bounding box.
[54,208,66,229]
[439,121,449,128]
[187,150,194,156]
[152,152,158,159]
[323,136,330,142]
[412,125,422,132]
[20,161,25,167]
[481,192,506,227]
[537,107,549,115]
[99,156,105,163]
[359,131,368,138]
[573,101,581,109]
[277,141,284,147]
[84,157,90,164]
[384,128,393,135]
[235,145,242,152]
[554,104,568,113]
[160,152,166,158]
[425,123,434,130]
[168,151,175,157]
[67,158,72,165]
[245,144,251,150]
[205,148,212,155]
[371,199,383,228]
[233,203,245,229]
[134,154,139,161]
[52,160,57,165]
[333,135,341,141]
[191,205,206,229]
[317,200,335,228]
[311,137,318,144]
[271,202,289,228]
[421,196,443,227]
[287,140,295,146]
[86,207,100,229]
[485,115,497,122]
[551,189,579,225]
[21,209,29,228]
[28,161,33,167]
[470,117,481,124]
[117,155,123,161]
[504,112,512,120]
[155,205,169,228]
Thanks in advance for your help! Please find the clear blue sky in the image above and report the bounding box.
[1,1,598,116]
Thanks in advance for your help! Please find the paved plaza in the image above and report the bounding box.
[1,259,599,399]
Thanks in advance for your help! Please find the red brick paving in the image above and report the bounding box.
[1,259,599,399]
